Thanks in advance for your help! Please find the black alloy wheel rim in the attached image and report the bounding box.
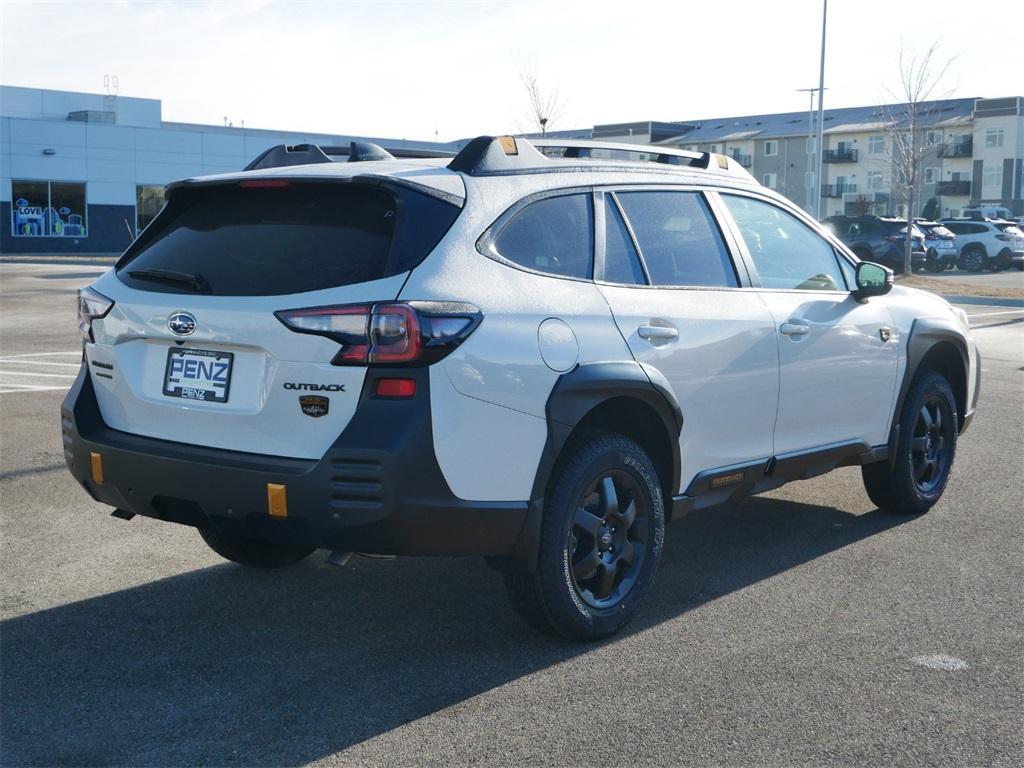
[910,395,953,494]
[568,471,648,609]
[966,251,983,270]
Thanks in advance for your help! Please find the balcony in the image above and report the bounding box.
[936,180,971,196]
[823,147,858,163]
[938,138,972,158]
[731,152,752,167]
[822,183,858,198]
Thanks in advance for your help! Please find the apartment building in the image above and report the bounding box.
[596,96,1023,219]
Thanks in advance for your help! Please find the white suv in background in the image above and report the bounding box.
[64,136,980,639]
[940,217,1024,271]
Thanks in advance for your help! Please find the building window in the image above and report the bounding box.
[764,140,778,156]
[867,171,884,191]
[984,128,1005,148]
[868,135,884,154]
[762,172,777,188]
[136,185,166,233]
[11,180,87,238]
[924,167,939,184]
[948,208,960,218]
[709,143,721,154]
[925,130,941,146]
[982,164,1003,190]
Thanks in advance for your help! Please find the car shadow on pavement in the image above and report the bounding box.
[0,497,909,767]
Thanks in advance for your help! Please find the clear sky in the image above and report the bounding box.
[1,0,1021,141]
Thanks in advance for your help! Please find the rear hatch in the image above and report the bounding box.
[85,178,461,459]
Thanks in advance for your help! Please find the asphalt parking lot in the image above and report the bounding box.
[1,262,1021,767]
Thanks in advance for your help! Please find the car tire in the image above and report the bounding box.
[960,245,986,272]
[198,528,315,567]
[862,370,957,515]
[503,432,665,640]
[990,251,1011,272]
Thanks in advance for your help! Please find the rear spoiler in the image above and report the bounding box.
[245,142,456,171]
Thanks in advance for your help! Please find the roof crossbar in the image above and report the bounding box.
[446,136,741,177]
[244,142,456,171]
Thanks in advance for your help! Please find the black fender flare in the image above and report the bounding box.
[887,317,971,465]
[510,361,682,571]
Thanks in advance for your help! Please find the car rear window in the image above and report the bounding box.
[116,182,460,296]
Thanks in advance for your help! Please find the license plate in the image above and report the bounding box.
[163,348,233,403]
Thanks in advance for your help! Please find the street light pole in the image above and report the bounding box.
[814,0,828,219]
[798,87,825,213]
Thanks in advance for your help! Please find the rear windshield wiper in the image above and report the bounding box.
[127,268,211,293]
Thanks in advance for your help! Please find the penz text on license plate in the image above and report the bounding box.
[163,348,233,403]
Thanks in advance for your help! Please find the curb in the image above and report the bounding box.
[940,295,1024,308]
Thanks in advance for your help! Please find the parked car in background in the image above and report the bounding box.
[962,205,1012,220]
[914,220,958,272]
[939,218,1023,272]
[822,215,925,273]
[992,220,1024,270]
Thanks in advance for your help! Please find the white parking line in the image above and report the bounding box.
[0,351,81,358]
[0,350,82,394]
[965,309,1024,319]
[0,382,71,393]
[0,359,81,367]
[0,370,78,379]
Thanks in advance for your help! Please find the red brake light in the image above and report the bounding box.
[375,378,417,397]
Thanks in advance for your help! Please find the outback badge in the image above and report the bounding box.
[299,395,330,418]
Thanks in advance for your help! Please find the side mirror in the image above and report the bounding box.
[853,261,893,300]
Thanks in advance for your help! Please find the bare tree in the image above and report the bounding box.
[520,69,565,136]
[878,43,956,275]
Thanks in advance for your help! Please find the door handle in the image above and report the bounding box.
[779,321,810,337]
[638,324,679,341]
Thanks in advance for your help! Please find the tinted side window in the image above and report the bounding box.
[615,191,737,288]
[602,197,646,285]
[493,193,593,279]
[722,194,846,291]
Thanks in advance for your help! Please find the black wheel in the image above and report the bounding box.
[960,246,986,272]
[862,370,957,515]
[990,253,1010,272]
[503,433,665,640]
[198,528,314,567]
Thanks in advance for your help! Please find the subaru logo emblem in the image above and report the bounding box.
[167,312,197,336]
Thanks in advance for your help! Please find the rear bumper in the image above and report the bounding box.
[61,365,529,557]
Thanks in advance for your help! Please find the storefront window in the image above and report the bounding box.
[11,180,87,237]
[136,185,166,233]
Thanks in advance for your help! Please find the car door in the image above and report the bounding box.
[715,192,899,456]
[594,188,780,496]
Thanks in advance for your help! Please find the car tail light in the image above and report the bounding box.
[925,232,937,240]
[77,286,114,342]
[885,234,903,243]
[995,233,1011,241]
[275,301,482,366]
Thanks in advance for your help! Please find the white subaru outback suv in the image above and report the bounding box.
[64,136,980,640]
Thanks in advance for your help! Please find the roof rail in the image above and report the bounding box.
[446,136,745,177]
[244,142,456,171]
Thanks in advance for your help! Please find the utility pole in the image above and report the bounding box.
[798,87,825,213]
[814,0,828,219]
